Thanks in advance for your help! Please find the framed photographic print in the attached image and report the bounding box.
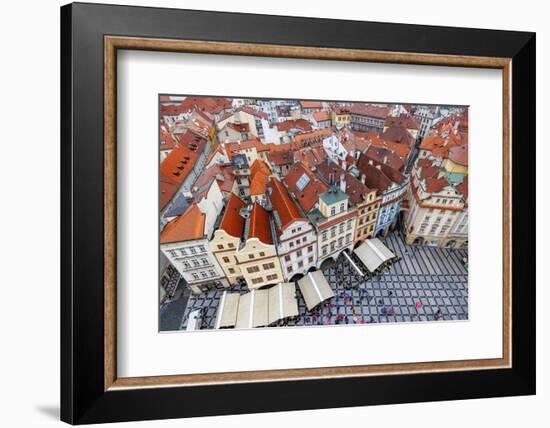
[60,2,536,424]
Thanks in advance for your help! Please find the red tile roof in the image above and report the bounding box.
[250,159,271,178]
[300,100,323,109]
[161,96,231,117]
[159,132,180,151]
[159,131,207,209]
[218,193,246,238]
[249,171,269,196]
[448,144,468,166]
[356,159,392,193]
[312,111,331,122]
[275,118,313,133]
[160,203,205,243]
[193,163,235,194]
[381,124,415,147]
[419,165,439,180]
[248,202,272,245]
[348,103,388,119]
[384,114,419,130]
[268,178,306,234]
[293,145,328,169]
[239,138,270,152]
[417,158,434,169]
[368,133,411,160]
[292,128,332,147]
[220,106,268,122]
[456,175,469,202]
[267,149,293,166]
[179,96,231,115]
[363,145,405,171]
[226,122,250,133]
[425,177,450,193]
[316,160,374,205]
[284,162,329,213]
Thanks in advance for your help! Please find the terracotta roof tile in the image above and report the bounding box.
[425,177,450,193]
[316,160,374,205]
[248,202,272,245]
[456,175,469,202]
[250,159,271,178]
[275,119,313,133]
[384,114,419,130]
[249,171,269,196]
[160,204,205,243]
[268,178,305,234]
[284,162,329,213]
[312,111,331,122]
[267,150,293,166]
[299,100,323,109]
[448,144,468,166]
[219,194,246,238]
[159,131,207,209]
[381,124,415,147]
[348,103,388,119]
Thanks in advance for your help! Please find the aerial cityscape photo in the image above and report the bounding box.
[159,96,469,332]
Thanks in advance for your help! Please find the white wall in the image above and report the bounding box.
[0,0,546,427]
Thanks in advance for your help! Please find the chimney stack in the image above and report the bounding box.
[361,174,366,184]
[342,158,347,171]
[340,173,346,193]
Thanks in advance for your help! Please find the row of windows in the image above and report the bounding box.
[321,234,352,256]
[329,202,346,216]
[283,246,314,262]
[216,242,235,251]
[246,262,276,274]
[286,257,314,273]
[180,257,213,270]
[167,244,207,258]
[356,224,375,237]
[358,213,377,225]
[190,269,218,281]
[251,273,278,285]
[288,236,308,248]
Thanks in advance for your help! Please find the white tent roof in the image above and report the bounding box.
[235,289,269,329]
[297,270,335,311]
[214,291,240,329]
[353,238,396,272]
[268,282,299,325]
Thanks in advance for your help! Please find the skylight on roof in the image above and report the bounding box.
[296,173,310,191]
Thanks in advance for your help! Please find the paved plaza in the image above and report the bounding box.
[173,230,468,331]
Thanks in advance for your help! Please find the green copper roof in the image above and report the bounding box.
[319,189,348,205]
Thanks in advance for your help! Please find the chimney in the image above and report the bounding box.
[342,158,347,171]
[383,155,388,164]
[340,173,346,193]
[361,174,366,184]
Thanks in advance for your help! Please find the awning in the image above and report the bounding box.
[268,282,299,325]
[235,289,269,329]
[214,291,240,329]
[353,238,396,272]
[297,270,335,311]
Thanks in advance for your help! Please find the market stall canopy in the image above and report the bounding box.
[235,289,269,329]
[214,291,240,329]
[297,270,335,311]
[353,238,396,272]
[268,282,299,325]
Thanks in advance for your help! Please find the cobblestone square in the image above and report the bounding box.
[176,230,468,330]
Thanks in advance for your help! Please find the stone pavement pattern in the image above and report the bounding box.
[174,231,468,330]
